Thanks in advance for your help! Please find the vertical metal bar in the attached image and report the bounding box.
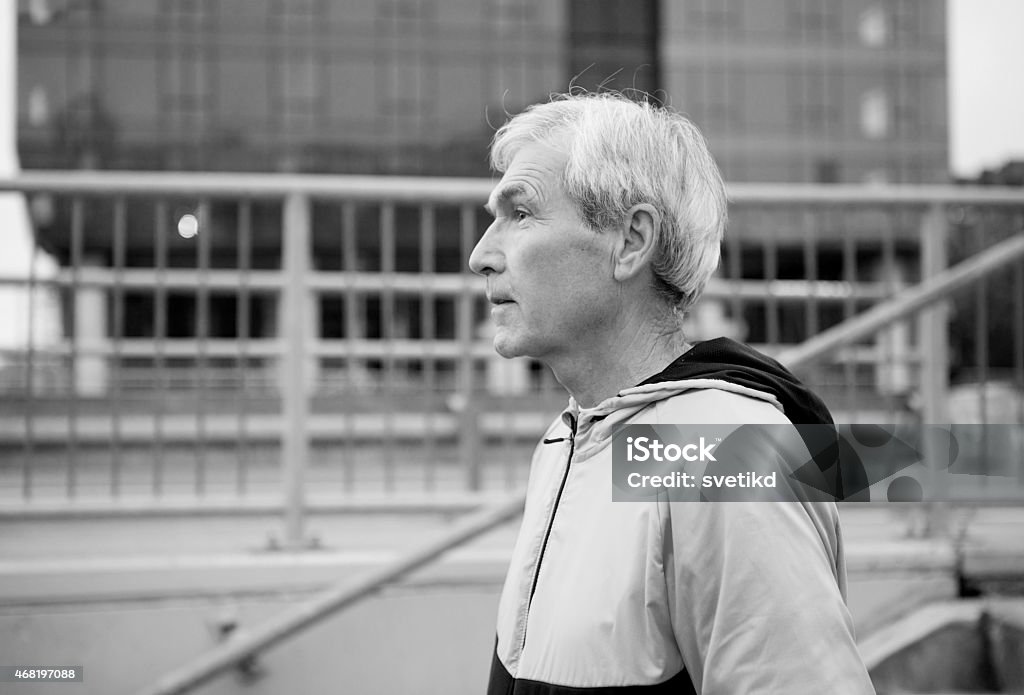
[419,204,437,491]
[458,204,481,491]
[236,200,252,495]
[842,224,857,422]
[1016,258,1024,491]
[881,221,898,418]
[341,202,358,492]
[975,267,989,479]
[67,198,84,498]
[918,203,950,536]
[111,197,126,497]
[764,228,779,345]
[153,202,167,496]
[918,204,950,423]
[380,203,396,491]
[1015,258,1024,426]
[727,231,742,344]
[23,208,38,501]
[195,200,211,495]
[802,214,819,338]
[282,193,312,549]
[802,212,819,396]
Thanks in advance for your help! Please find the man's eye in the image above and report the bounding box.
[514,209,530,222]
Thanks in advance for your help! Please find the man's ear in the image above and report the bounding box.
[612,204,660,282]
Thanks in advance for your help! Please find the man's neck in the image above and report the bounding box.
[547,321,691,409]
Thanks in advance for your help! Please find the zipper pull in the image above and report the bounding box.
[545,414,578,444]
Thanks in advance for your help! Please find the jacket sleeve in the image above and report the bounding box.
[663,499,876,694]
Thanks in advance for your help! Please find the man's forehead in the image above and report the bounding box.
[485,181,533,214]
[486,143,567,212]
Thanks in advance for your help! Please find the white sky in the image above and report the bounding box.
[948,0,1024,178]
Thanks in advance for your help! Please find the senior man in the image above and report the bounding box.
[469,93,874,694]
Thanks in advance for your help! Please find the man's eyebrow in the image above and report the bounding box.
[484,183,529,216]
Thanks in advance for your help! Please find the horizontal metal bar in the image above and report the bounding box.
[0,493,517,520]
[0,338,498,359]
[5,495,1021,523]
[0,172,493,202]
[1,172,1023,206]
[138,494,526,695]
[778,233,1024,369]
[0,411,553,444]
[0,270,891,303]
[313,339,497,359]
[0,268,285,291]
[1,339,281,358]
[704,278,893,302]
[308,272,482,294]
[726,183,1024,206]
[0,339,933,363]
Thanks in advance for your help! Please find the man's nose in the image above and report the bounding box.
[468,222,503,276]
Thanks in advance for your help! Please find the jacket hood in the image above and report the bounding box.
[556,338,833,460]
[635,337,834,426]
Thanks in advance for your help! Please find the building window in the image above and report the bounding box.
[815,158,840,183]
[858,5,888,47]
[568,0,660,96]
[269,0,325,145]
[685,0,739,33]
[488,0,538,33]
[158,1,210,135]
[860,88,890,139]
[27,86,50,126]
[891,0,921,45]
[684,68,739,132]
[891,74,920,139]
[789,68,839,135]
[787,0,840,39]
[863,169,890,185]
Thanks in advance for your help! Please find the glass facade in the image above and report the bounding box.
[17,0,567,175]
[663,0,948,184]
[18,0,947,183]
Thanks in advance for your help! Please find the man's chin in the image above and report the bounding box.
[492,333,528,359]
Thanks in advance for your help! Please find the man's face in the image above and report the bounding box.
[469,142,617,361]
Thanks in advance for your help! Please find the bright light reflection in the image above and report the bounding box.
[177,214,199,239]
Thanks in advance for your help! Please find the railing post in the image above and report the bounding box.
[458,205,482,491]
[457,282,481,491]
[74,254,109,396]
[280,193,312,550]
[918,203,950,536]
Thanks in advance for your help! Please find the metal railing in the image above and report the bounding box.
[1,173,1023,531]
[1,172,1022,693]
[134,218,1024,695]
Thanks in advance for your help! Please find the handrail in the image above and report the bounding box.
[1,171,1023,205]
[778,233,1024,370]
[137,492,526,695]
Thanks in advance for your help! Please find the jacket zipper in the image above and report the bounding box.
[520,418,577,655]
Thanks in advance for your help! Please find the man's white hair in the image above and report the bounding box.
[490,92,727,314]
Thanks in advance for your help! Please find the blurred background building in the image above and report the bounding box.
[17,0,947,182]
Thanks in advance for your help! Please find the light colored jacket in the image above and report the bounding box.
[489,378,875,694]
